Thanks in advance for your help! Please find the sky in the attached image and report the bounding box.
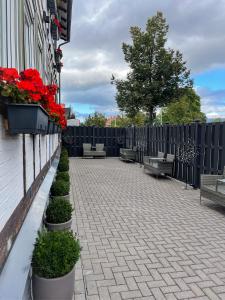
[61,0,225,121]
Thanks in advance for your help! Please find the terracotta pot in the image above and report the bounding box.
[45,218,72,231]
[32,266,75,300]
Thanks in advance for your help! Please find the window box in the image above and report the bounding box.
[7,104,49,134]
[48,120,54,134]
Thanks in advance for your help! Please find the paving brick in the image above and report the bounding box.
[70,158,225,300]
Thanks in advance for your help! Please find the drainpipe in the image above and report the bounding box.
[57,41,69,104]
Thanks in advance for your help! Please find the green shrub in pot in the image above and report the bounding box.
[32,230,81,300]
[58,157,69,172]
[61,147,68,158]
[56,171,70,182]
[46,198,73,224]
[50,179,70,199]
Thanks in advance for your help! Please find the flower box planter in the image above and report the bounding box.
[48,120,54,134]
[32,266,75,300]
[7,104,49,134]
[45,218,72,231]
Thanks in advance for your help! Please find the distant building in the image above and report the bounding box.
[106,116,118,127]
[67,119,81,126]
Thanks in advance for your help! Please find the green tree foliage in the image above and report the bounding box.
[111,112,147,127]
[157,89,206,125]
[84,112,106,127]
[112,12,192,123]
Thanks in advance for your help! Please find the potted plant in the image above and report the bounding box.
[45,198,73,231]
[0,68,67,134]
[58,157,69,172]
[56,171,70,182]
[51,179,70,200]
[32,230,81,300]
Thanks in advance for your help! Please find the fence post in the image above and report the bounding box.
[164,122,170,155]
[194,120,201,188]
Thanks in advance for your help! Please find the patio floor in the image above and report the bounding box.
[70,158,225,300]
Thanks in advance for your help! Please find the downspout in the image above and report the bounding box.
[58,41,69,104]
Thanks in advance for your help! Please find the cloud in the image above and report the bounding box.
[60,0,225,117]
[197,87,225,117]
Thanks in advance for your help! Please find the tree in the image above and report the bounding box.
[84,112,106,127]
[111,112,147,127]
[112,12,193,123]
[158,89,206,124]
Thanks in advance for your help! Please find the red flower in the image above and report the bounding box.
[0,68,19,83]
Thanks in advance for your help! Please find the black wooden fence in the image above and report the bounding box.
[62,122,225,188]
[62,126,126,157]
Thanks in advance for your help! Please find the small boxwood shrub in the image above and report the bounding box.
[46,198,73,224]
[61,147,68,157]
[51,179,70,196]
[56,171,70,182]
[58,158,69,172]
[32,230,81,278]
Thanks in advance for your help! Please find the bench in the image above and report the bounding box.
[144,152,175,177]
[200,167,225,206]
[120,147,137,161]
[83,143,106,158]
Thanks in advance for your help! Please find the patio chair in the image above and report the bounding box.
[92,143,106,158]
[120,146,137,161]
[144,152,174,177]
[200,167,225,206]
[83,143,93,157]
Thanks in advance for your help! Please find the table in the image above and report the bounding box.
[216,178,225,193]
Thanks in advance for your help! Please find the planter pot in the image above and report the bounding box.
[48,120,54,134]
[45,218,72,231]
[53,123,58,134]
[51,193,70,201]
[32,266,75,300]
[7,104,49,134]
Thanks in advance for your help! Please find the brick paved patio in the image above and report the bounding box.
[70,158,225,300]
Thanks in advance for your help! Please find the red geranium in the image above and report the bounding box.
[0,68,19,83]
[0,67,67,128]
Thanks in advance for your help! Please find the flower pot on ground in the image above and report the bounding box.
[7,104,49,134]
[32,230,81,300]
[56,171,70,182]
[45,198,73,231]
[50,179,70,200]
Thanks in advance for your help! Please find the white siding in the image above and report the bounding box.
[25,135,34,192]
[40,135,47,169]
[0,116,24,231]
[34,135,41,178]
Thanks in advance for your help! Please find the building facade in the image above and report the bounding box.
[0,0,73,298]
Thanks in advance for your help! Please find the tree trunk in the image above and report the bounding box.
[148,107,154,124]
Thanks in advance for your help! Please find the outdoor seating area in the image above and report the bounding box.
[200,166,225,206]
[120,146,137,161]
[83,143,106,158]
[144,151,175,177]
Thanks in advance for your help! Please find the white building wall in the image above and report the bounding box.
[25,135,34,192]
[0,116,24,232]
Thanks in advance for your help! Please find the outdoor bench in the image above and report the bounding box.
[120,146,137,161]
[144,152,175,177]
[200,167,225,206]
[83,143,106,158]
